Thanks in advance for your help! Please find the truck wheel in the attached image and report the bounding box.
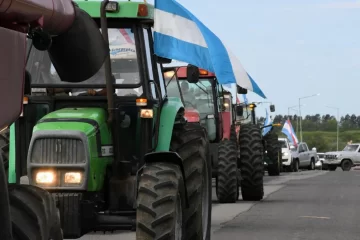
[216,139,238,203]
[137,163,184,240]
[171,123,211,239]
[264,131,280,176]
[8,184,63,240]
[293,159,299,172]
[0,127,9,170]
[308,159,315,170]
[239,124,264,201]
[341,159,352,171]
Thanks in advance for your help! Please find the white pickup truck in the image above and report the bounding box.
[323,143,360,171]
[279,138,293,171]
[290,142,317,171]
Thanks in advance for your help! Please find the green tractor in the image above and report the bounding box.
[7,1,212,239]
[235,102,282,176]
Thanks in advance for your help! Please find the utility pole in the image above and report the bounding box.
[326,105,340,151]
[298,93,320,142]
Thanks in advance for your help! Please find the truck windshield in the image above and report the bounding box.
[342,144,359,152]
[27,28,142,96]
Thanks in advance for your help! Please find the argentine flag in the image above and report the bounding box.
[154,0,266,99]
[262,108,272,136]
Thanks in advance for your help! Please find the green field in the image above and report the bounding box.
[275,130,360,152]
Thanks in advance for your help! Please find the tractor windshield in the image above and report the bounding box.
[27,28,142,96]
[167,77,215,119]
[239,106,254,124]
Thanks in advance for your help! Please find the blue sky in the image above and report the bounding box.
[149,0,360,117]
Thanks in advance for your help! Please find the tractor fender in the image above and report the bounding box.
[155,97,184,152]
[136,151,189,208]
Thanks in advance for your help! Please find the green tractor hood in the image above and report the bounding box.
[34,108,109,139]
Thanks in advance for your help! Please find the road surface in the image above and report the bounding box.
[213,170,360,240]
[75,170,328,240]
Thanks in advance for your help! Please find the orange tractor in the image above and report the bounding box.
[164,65,264,203]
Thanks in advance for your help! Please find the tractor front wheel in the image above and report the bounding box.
[136,163,184,240]
[264,130,281,176]
[216,139,238,203]
[239,124,264,201]
[8,184,63,240]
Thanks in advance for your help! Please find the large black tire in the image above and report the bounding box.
[8,184,63,240]
[136,163,184,240]
[171,123,211,240]
[239,124,264,201]
[0,127,9,170]
[216,139,238,203]
[137,123,211,240]
[264,130,281,176]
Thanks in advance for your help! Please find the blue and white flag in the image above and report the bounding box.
[262,109,273,136]
[154,0,266,98]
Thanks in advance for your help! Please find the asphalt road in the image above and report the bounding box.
[213,169,360,240]
[75,170,329,240]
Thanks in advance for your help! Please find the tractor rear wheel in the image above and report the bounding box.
[0,127,9,170]
[264,131,281,176]
[8,184,63,240]
[216,139,238,203]
[239,124,264,201]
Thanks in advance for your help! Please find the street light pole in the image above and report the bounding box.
[299,93,320,142]
[288,105,303,133]
[326,105,340,151]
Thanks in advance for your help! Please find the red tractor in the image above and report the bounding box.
[0,0,110,239]
[164,65,264,203]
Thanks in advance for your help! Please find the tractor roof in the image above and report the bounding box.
[74,0,154,19]
[176,67,215,78]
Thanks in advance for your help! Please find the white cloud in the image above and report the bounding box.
[317,1,360,9]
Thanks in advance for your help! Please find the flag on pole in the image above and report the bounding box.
[153,0,266,98]
[262,108,273,136]
[282,119,299,146]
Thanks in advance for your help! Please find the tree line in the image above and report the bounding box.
[256,114,360,152]
[258,114,360,132]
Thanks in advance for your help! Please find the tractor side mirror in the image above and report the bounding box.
[236,105,243,117]
[156,55,172,64]
[270,104,275,112]
[187,64,199,84]
[237,85,248,94]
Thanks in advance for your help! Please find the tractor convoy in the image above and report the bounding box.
[0,0,273,240]
[163,65,264,203]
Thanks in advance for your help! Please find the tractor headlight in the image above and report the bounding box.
[64,172,83,184]
[36,171,56,184]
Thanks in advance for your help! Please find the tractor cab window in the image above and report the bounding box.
[27,28,143,97]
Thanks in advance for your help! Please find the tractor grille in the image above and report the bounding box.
[30,138,86,164]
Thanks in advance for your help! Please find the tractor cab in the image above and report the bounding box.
[163,65,228,142]
[6,1,213,238]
